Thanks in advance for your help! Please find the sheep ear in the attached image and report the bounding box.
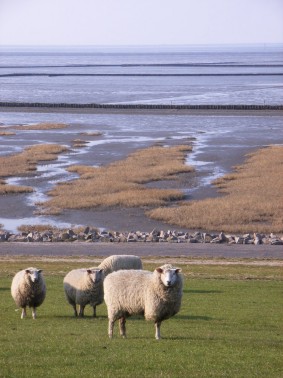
[99,269,103,273]
[175,268,181,273]
[155,268,163,274]
[25,269,31,274]
[87,269,92,274]
[38,270,42,273]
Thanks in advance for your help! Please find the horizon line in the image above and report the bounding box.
[1,42,283,48]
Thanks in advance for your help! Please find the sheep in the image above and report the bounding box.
[103,264,183,340]
[83,255,142,316]
[97,255,143,276]
[11,267,46,319]
[63,268,104,317]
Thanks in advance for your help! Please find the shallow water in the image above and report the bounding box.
[0,45,282,105]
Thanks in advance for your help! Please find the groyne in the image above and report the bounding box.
[0,102,282,111]
[1,73,283,78]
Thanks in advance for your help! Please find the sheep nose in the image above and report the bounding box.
[166,280,171,286]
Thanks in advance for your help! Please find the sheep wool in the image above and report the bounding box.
[63,268,104,317]
[104,264,183,340]
[11,267,46,319]
[98,255,143,276]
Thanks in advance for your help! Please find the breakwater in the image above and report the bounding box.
[0,102,282,110]
[1,73,283,78]
[1,227,282,245]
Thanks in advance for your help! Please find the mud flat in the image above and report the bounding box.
[0,107,282,233]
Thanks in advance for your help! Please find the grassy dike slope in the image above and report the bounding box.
[1,258,282,378]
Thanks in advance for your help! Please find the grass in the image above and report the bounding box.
[0,179,33,194]
[72,139,89,148]
[0,257,282,378]
[15,224,94,235]
[79,131,103,137]
[0,131,15,136]
[149,145,283,233]
[0,144,68,195]
[9,123,68,130]
[40,144,193,214]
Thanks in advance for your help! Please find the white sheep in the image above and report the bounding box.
[11,267,46,319]
[63,268,104,317]
[103,264,183,340]
[85,255,142,315]
[97,255,143,276]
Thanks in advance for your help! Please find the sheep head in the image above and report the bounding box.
[155,266,181,287]
[86,269,104,284]
[25,268,42,282]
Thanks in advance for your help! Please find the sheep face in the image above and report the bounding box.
[86,269,104,284]
[25,269,42,283]
[155,267,181,287]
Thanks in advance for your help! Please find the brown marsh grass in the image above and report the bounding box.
[148,145,283,233]
[72,139,89,148]
[0,144,68,194]
[0,179,33,194]
[16,224,93,234]
[10,122,68,130]
[40,144,193,213]
[0,131,15,136]
[79,131,103,137]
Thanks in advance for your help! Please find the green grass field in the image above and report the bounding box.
[0,258,282,378]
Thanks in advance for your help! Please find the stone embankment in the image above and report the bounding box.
[0,227,282,245]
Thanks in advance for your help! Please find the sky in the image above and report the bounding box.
[0,0,282,46]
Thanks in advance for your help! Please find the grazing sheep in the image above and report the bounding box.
[11,267,46,319]
[63,268,104,317]
[97,255,143,276]
[104,264,183,340]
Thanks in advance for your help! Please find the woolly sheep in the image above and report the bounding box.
[86,255,142,315]
[11,267,46,319]
[104,264,183,340]
[63,268,104,317]
[97,255,143,276]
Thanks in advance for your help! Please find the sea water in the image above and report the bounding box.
[0,44,282,105]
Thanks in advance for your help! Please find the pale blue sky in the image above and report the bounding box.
[0,0,282,46]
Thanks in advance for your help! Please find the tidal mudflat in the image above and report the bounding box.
[0,108,282,233]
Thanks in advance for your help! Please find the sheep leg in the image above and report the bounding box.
[72,304,78,317]
[108,319,115,339]
[32,307,37,320]
[92,305,96,318]
[155,321,161,340]
[78,305,85,317]
[21,307,27,319]
[119,317,126,338]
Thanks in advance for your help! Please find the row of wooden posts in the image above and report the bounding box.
[0,102,282,110]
